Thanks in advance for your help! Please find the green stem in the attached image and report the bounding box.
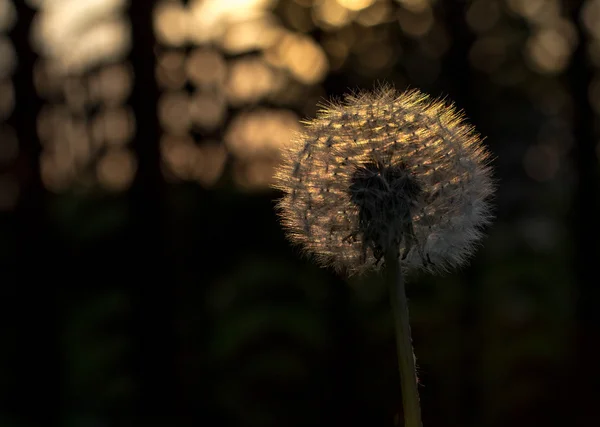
[384,250,423,427]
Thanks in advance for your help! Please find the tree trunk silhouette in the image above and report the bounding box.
[567,1,600,426]
[128,0,181,423]
[439,2,481,427]
[5,2,63,426]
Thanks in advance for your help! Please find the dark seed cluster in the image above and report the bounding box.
[348,162,422,265]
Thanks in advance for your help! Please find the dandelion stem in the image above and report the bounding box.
[384,250,423,427]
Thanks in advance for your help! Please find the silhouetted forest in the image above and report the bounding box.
[1,1,599,426]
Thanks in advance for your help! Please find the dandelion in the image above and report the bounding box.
[273,86,495,427]
[274,86,494,276]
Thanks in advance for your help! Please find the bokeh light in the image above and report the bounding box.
[186,48,227,88]
[161,135,227,186]
[28,0,135,193]
[30,0,131,74]
[0,0,17,211]
[226,57,282,106]
[225,108,301,189]
[8,0,597,201]
[153,0,329,191]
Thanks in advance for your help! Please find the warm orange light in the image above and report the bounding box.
[158,91,191,134]
[189,92,227,130]
[264,33,328,85]
[226,57,280,105]
[97,147,137,191]
[186,48,227,87]
[154,1,189,47]
[312,0,352,29]
[225,109,301,160]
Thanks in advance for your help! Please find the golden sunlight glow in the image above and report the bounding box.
[27,1,136,192]
[226,57,282,105]
[155,0,281,53]
[336,0,376,12]
[218,16,282,54]
[264,33,328,84]
[188,0,276,44]
[312,0,352,29]
[31,0,130,73]
[154,1,189,47]
[224,109,301,160]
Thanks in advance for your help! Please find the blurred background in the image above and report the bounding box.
[1,0,599,426]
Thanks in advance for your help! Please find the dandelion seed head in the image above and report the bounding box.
[273,86,495,276]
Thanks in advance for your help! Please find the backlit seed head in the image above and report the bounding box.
[273,87,495,276]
